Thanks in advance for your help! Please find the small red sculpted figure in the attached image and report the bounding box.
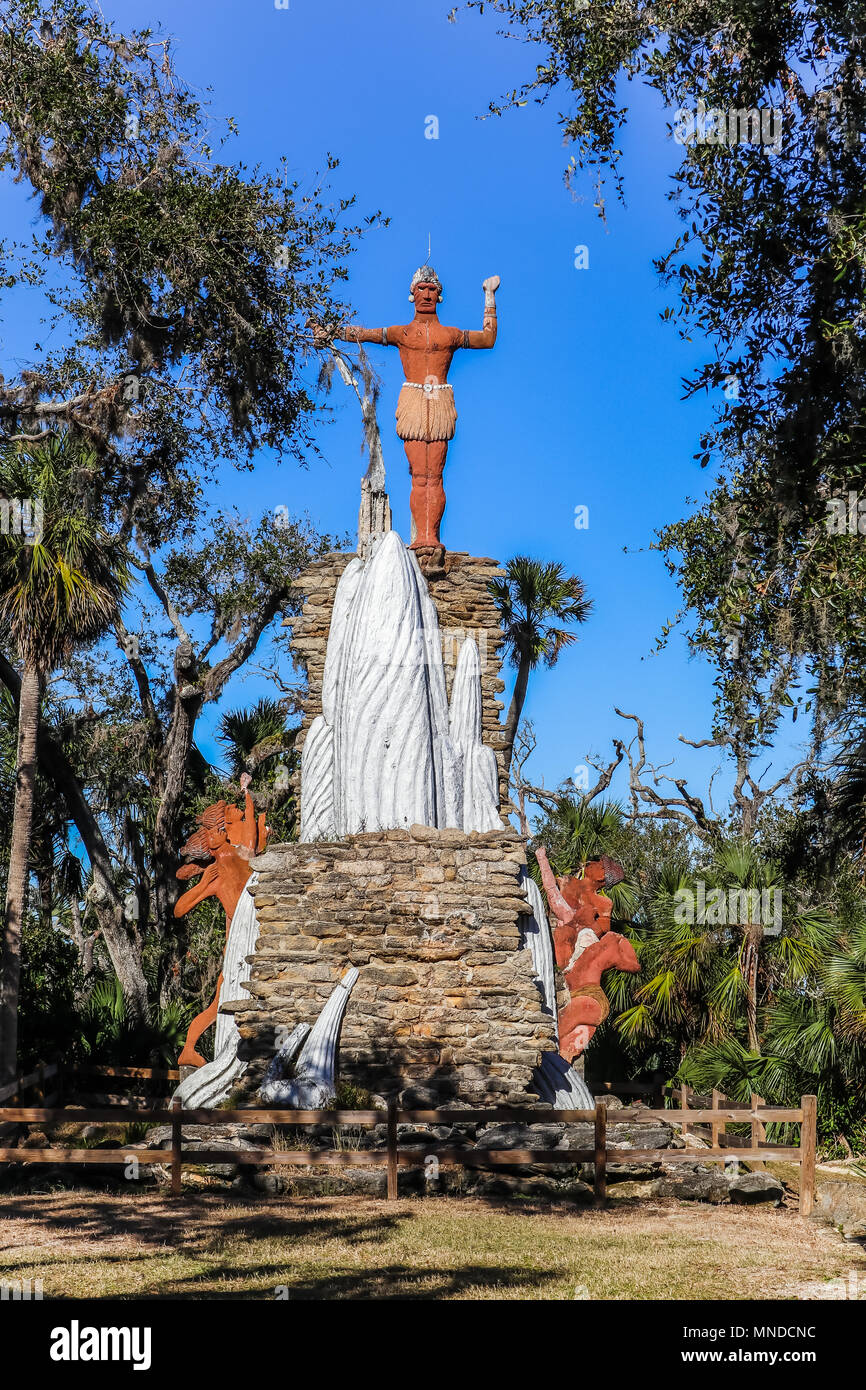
[321,266,499,552]
[535,847,639,1063]
[174,775,268,1068]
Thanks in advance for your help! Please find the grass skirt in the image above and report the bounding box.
[395,383,457,442]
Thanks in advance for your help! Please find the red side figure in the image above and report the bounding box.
[174,775,268,1068]
[535,846,639,1063]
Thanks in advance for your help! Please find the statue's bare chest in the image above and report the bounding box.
[400,322,449,352]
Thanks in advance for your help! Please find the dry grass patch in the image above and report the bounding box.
[0,1192,861,1300]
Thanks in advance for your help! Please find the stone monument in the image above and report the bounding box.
[183,265,608,1113]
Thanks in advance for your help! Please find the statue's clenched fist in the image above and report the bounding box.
[307,316,332,349]
[483,275,501,294]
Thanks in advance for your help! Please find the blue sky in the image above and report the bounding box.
[3,0,803,817]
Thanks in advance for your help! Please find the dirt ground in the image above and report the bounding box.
[0,1190,863,1299]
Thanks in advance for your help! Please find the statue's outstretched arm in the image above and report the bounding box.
[462,275,499,349]
[334,324,395,346]
[535,846,576,926]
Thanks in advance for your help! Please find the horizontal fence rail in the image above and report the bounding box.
[0,1089,818,1214]
[0,1062,178,1107]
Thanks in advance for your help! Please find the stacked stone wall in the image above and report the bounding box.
[232,825,557,1105]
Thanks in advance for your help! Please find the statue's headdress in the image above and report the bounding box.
[409,265,443,302]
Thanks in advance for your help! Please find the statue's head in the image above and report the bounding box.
[409,264,443,312]
[556,856,625,932]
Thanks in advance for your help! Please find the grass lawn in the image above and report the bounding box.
[0,1192,862,1299]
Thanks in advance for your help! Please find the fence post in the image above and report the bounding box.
[750,1092,766,1170]
[711,1088,721,1150]
[593,1099,607,1207]
[170,1097,183,1198]
[800,1094,817,1218]
[680,1082,690,1140]
[386,1100,398,1201]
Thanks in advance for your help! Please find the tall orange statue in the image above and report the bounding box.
[322,266,500,553]
[174,775,268,1069]
[535,847,639,1063]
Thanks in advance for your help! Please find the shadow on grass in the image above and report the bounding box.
[0,1192,406,1252]
[95,1262,562,1300]
[0,1191,569,1300]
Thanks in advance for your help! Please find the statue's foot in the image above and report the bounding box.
[178,1044,208,1069]
[411,542,446,578]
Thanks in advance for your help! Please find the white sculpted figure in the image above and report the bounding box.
[300,530,501,839]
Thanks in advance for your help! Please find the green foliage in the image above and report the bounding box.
[0,0,377,530]
[17,911,80,1069]
[0,435,131,672]
[0,2,365,1062]
[80,975,190,1066]
[218,698,292,780]
[490,555,592,767]
[531,792,866,1147]
[465,0,866,758]
[332,1080,374,1110]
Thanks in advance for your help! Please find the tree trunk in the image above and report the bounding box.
[69,899,100,1003]
[744,920,763,1053]
[501,656,531,776]
[152,652,202,1005]
[0,666,41,1087]
[36,860,52,930]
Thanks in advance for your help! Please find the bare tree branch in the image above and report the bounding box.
[132,536,192,645]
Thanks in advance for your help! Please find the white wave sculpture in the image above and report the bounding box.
[449,638,501,833]
[259,968,360,1108]
[533,1050,595,1110]
[520,868,558,1027]
[171,882,260,1108]
[300,529,500,839]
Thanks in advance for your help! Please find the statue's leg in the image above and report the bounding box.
[406,441,447,548]
[178,973,223,1068]
[557,996,602,1063]
[560,1023,594,1063]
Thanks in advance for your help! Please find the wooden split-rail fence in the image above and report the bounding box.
[0,1063,817,1213]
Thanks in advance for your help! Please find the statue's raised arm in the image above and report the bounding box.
[461,275,500,350]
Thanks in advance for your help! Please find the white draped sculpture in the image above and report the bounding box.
[300,530,500,841]
[259,968,360,1108]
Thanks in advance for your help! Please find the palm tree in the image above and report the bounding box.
[218,697,294,780]
[542,796,626,870]
[81,976,191,1068]
[489,557,591,773]
[0,435,131,1085]
[710,839,833,1052]
[617,838,836,1060]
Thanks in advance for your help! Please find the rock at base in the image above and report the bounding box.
[729,1172,785,1205]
